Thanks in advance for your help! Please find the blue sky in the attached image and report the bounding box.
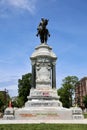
[0,0,87,97]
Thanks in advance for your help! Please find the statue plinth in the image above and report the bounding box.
[15,43,65,120]
[26,43,58,100]
[30,43,57,90]
[14,43,84,120]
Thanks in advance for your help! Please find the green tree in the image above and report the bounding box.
[0,91,10,112]
[58,87,70,108]
[0,92,5,109]
[58,76,78,108]
[12,97,24,108]
[83,95,87,108]
[17,73,32,107]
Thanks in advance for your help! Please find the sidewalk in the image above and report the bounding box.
[0,119,87,124]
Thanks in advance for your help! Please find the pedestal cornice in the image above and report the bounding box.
[30,43,57,60]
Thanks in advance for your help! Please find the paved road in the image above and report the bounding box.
[0,119,87,124]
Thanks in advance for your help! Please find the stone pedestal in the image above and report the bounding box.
[26,43,62,111]
[30,43,57,89]
[15,43,84,120]
[3,107,15,120]
[70,107,84,119]
[15,107,72,120]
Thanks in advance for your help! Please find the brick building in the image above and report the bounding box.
[75,77,87,108]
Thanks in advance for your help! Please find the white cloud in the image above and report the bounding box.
[0,0,37,14]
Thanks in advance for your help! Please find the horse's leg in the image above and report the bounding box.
[44,34,47,43]
[40,36,44,43]
[40,36,42,43]
[42,37,44,43]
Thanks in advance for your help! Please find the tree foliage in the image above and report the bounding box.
[58,76,79,108]
[0,91,10,112]
[0,93,4,107]
[17,73,32,107]
[83,95,87,108]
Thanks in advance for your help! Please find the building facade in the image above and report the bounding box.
[75,77,87,108]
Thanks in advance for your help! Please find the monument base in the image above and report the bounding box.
[14,88,84,120]
[15,107,72,120]
[15,88,69,120]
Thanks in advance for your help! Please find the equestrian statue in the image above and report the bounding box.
[36,18,50,44]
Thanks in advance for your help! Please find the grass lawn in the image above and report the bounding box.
[84,113,87,118]
[0,124,87,130]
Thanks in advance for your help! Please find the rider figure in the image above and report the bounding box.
[37,18,45,30]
